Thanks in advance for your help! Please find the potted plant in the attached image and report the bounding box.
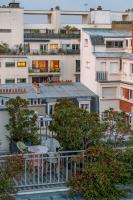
[6,96,39,153]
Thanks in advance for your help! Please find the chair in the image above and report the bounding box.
[16,141,28,153]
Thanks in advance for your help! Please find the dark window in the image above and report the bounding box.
[17,78,26,83]
[106,41,123,48]
[75,74,80,82]
[0,29,11,33]
[1,99,4,105]
[72,44,80,50]
[76,60,80,72]
[5,79,15,83]
[126,40,128,47]
[5,62,15,67]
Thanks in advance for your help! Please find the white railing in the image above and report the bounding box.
[0,150,85,191]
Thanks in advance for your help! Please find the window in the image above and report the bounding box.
[32,60,48,72]
[50,60,60,72]
[126,40,128,47]
[0,29,11,33]
[129,90,133,99]
[5,62,15,67]
[76,60,80,72]
[102,87,116,98]
[106,41,123,48]
[50,44,58,49]
[1,99,4,105]
[110,62,119,73]
[80,103,90,111]
[17,78,26,83]
[5,79,15,83]
[121,88,125,98]
[75,74,80,82]
[49,104,55,115]
[72,44,79,50]
[40,44,48,52]
[130,64,133,74]
[17,62,26,67]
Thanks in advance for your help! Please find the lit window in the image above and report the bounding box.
[50,60,60,72]
[17,62,26,67]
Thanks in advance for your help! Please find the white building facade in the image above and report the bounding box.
[81,29,133,119]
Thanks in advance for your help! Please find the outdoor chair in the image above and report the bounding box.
[16,141,28,153]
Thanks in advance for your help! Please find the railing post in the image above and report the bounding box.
[66,156,68,181]
[58,155,60,182]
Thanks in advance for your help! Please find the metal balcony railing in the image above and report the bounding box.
[0,150,85,192]
[28,68,61,73]
[96,71,108,81]
[24,33,80,40]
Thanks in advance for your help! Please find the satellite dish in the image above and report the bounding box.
[45,138,60,152]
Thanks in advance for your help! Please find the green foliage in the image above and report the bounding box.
[0,43,11,54]
[50,99,107,150]
[103,108,133,145]
[6,96,39,144]
[69,145,132,200]
[0,155,24,200]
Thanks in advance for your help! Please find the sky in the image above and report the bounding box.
[0,0,133,11]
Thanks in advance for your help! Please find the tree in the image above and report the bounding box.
[50,99,107,150]
[103,108,133,145]
[69,144,132,200]
[6,96,39,145]
[0,155,24,200]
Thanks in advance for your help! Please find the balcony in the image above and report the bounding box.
[29,49,80,55]
[0,150,85,192]
[96,71,108,82]
[24,33,80,40]
[29,68,61,74]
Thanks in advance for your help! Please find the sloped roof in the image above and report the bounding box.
[0,83,97,101]
[83,29,131,46]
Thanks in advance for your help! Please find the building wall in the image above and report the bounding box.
[0,7,24,48]
[100,99,120,112]
[0,57,29,84]
[0,110,9,153]
[28,54,80,83]
[80,31,98,94]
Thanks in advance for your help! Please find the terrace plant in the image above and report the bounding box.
[6,96,39,147]
[0,155,24,200]
[0,43,11,54]
[50,99,107,150]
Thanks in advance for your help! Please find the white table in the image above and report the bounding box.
[28,145,48,154]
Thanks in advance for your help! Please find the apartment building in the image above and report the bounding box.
[1,2,133,84]
[81,29,133,117]
[0,82,99,153]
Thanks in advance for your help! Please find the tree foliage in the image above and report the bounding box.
[50,99,107,150]
[69,144,133,200]
[0,155,25,200]
[103,108,133,145]
[6,96,39,144]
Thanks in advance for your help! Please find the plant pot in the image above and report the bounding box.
[9,140,18,154]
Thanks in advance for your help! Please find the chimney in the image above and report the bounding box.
[132,23,133,54]
[32,82,40,94]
